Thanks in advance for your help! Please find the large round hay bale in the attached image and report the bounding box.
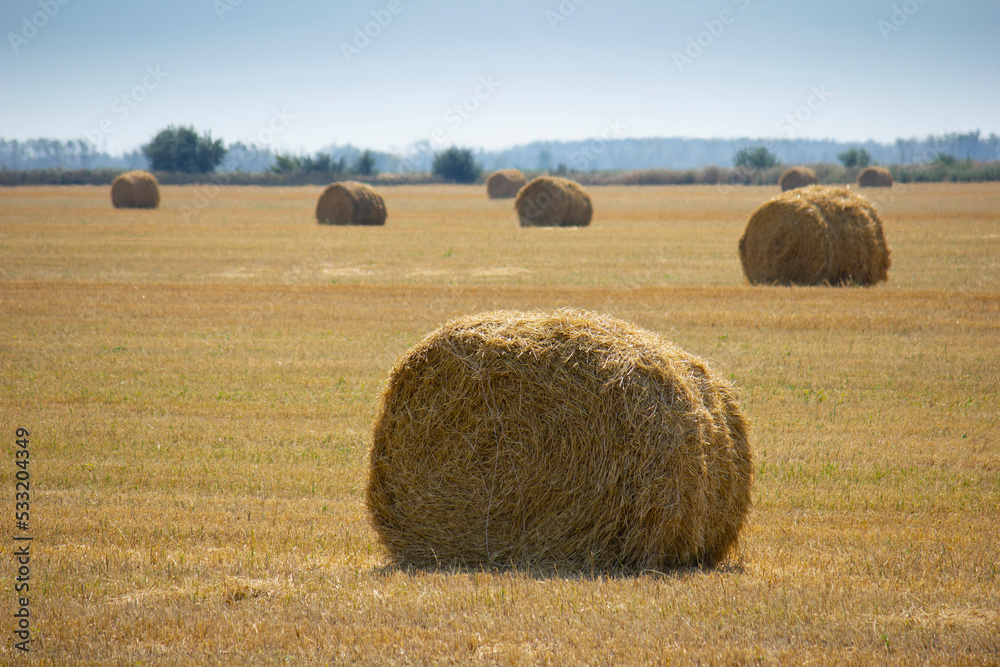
[366,309,754,571]
[315,181,387,226]
[514,176,593,227]
[857,166,894,188]
[779,166,818,191]
[110,170,160,209]
[486,169,527,199]
[738,185,891,286]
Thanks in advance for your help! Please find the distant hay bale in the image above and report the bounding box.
[315,181,387,226]
[514,176,593,227]
[110,170,160,209]
[366,309,754,571]
[486,169,527,199]
[779,166,818,191]
[738,185,891,286]
[857,166,894,188]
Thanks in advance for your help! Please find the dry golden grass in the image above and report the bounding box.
[1,183,999,663]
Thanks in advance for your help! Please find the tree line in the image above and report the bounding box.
[2,126,998,185]
[138,125,480,183]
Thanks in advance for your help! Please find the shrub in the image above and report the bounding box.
[142,125,226,173]
[432,147,482,184]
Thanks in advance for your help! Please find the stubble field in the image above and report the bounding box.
[1,182,999,664]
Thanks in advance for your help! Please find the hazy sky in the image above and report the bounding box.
[2,0,998,156]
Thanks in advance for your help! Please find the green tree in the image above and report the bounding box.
[838,148,872,169]
[308,152,333,173]
[271,153,303,174]
[932,152,957,166]
[432,147,482,184]
[352,150,378,177]
[271,152,345,174]
[733,147,778,170]
[142,125,226,173]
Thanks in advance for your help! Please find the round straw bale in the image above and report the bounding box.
[779,166,818,191]
[514,176,593,227]
[110,170,160,209]
[738,185,891,286]
[315,181,387,226]
[857,166,894,188]
[486,169,528,199]
[366,309,754,571]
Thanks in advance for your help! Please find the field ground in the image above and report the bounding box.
[1,183,999,663]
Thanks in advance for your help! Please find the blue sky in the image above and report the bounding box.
[2,0,998,156]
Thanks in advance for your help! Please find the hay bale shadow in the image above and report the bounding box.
[372,556,746,582]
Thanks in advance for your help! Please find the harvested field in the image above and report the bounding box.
[1,182,998,663]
